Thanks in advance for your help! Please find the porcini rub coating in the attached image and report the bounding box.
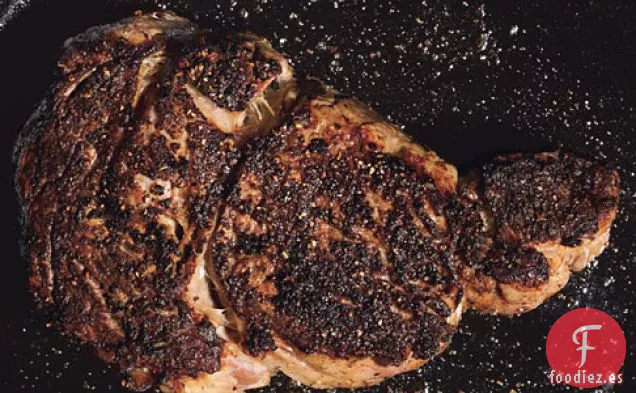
[14,12,619,393]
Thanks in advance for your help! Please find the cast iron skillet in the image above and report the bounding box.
[1,1,634,392]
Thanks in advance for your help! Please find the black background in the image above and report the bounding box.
[1,1,634,392]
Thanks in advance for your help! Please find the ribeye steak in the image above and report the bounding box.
[14,12,619,393]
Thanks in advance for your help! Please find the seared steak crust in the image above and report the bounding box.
[14,12,621,392]
[212,81,462,366]
[482,152,618,247]
[447,184,550,288]
[454,152,619,314]
[178,37,283,112]
[14,13,291,390]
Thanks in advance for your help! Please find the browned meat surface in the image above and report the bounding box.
[14,12,620,393]
[452,152,619,314]
[210,80,463,388]
[14,12,295,392]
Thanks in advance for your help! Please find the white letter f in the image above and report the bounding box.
[572,324,602,368]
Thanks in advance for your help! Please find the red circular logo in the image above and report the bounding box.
[546,308,626,388]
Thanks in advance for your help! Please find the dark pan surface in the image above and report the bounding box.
[1,1,634,392]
